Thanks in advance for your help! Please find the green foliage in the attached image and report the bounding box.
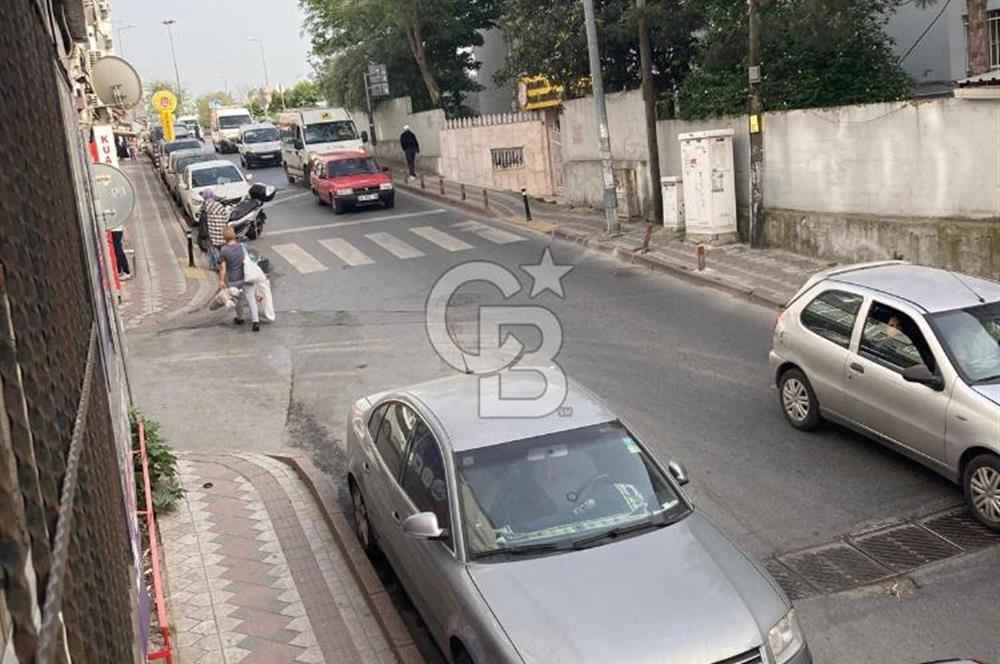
[194,91,235,128]
[129,407,184,513]
[495,0,701,109]
[277,80,323,110]
[678,0,914,119]
[145,79,188,113]
[301,0,501,114]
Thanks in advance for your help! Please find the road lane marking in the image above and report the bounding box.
[267,209,446,236]
[272,243,329,273]
[365,232,425,259]
[453,219,525,244]
[269,191,313,205]
[319,238,375,266]
[410,226,473,252]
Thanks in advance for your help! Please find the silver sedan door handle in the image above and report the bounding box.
[849,362,864,374]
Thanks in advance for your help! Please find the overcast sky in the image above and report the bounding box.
[113,0,314,99]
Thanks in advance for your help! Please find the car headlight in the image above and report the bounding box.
[379,183,393,190]
[335,188,354,195]
[767,609,804,664]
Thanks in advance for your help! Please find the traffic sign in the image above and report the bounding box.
[92,163,136,230]
[211,99,222,109]
[150,89,178,113]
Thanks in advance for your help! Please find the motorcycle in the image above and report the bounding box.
[197,183,276,251]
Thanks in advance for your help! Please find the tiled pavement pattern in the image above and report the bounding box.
[389,163,831,307]
[160,453,397,664]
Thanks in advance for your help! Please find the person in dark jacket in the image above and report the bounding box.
[400,125,419,178]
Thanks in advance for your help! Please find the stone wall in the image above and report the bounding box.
[369,96,446,174]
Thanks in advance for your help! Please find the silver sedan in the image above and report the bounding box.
[346,372,811,664]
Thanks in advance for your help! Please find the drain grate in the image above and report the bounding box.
[762,558,818,601]
[779,543,890,594]
[921,509,1000,551]
[851,524,960,572]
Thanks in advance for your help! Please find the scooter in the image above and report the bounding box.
[219,183,276,241]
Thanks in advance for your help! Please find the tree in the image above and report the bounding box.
[677,0,914,119]
[275,80,322,111]
[301,0,501,114]
[495,0,700,114]
[145,79,188,113]
[194,91,235,128]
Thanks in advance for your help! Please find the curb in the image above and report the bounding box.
[395,180,786,308]
[272,454,425,664]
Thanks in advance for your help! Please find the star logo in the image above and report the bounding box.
[521,247,573,298]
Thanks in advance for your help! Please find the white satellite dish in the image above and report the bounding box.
[92,56,143,109]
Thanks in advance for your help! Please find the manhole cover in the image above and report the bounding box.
[921,508,1000,551]
[780,543,890,593]
[851,524,960,572]
[762,558,818,601]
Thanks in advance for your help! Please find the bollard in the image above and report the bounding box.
[439,177,445,195]
[185,231,194,267]
[696,245,706,271]
[460,183,466,201]
[521,188,532,221]
[420,174,426,189]
[483,189,489,209]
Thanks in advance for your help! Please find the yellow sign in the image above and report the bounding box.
[159,110,175,142]
[517,76,565,111]
[749,114,761,134]
[151,90,178,114]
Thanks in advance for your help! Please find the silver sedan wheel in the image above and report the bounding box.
[782,378,810,423]
[969,466,1000,524]
[352,488,371,549]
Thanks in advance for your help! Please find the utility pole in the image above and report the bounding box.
[162,20,182,98]
[247,37,270,89]
[582,0,619,233]
[747,0,764,248]
[637,0,661,225]
[115,23,136,59]
[363,72,377,146]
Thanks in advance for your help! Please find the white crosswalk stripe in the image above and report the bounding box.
[365,232,425,259]
[271,243,328,273]
[319,238,375,266]
[452,220,525,244]
[410,226,473,252]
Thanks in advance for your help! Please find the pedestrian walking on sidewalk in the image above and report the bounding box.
[199,188,229,269]
[109,218,132,281]
[217,227,260,332]
[400,125,419,179]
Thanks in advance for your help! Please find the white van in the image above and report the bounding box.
[177,114,203,140]
[277,108,366,183]
[211,107,253,154]
[237,122,282,169]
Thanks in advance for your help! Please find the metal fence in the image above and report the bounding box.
[0,2,137,662]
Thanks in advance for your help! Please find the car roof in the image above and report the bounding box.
[828,264,999,313]
[187,159,238,171]
[317,150,369,162]
[386,372,617,452]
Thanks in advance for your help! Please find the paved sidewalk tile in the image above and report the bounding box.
[160,453,397,664]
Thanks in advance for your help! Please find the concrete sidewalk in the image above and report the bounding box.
[117,161,215,330]
[389,164,833,307]
[160,453,422,664]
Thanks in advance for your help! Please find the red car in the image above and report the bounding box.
[309,151,394,214]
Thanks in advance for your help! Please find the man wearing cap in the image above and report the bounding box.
[400,125,419,179]
[198,188,230,269]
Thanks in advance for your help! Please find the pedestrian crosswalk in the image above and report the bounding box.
[267,220,527,274]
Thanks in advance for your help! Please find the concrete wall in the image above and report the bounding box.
[562,89,654,217]
[439,114,553,195]
[370,96,446,174]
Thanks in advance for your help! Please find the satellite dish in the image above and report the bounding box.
[92,56,143,109]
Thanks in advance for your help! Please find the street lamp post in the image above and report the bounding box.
[247,37,270,89]
[115,23,136,58]
[162,19,182,97]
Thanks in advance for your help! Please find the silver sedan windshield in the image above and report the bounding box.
[930,301,1000,384]
[455,421,686,557]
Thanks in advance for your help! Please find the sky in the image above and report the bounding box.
[112,0,314,100]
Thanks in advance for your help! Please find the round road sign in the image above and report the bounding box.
[92,163,136,230]
[151,89,178,113]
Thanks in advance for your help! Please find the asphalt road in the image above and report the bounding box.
[128,154,1000,664]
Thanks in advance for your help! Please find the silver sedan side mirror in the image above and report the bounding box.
[668,461,689,486]
[402,512,445,540]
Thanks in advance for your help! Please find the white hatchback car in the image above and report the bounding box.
[770,262,1000,528]
[237,122,282,169]
[178,160,250,222]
